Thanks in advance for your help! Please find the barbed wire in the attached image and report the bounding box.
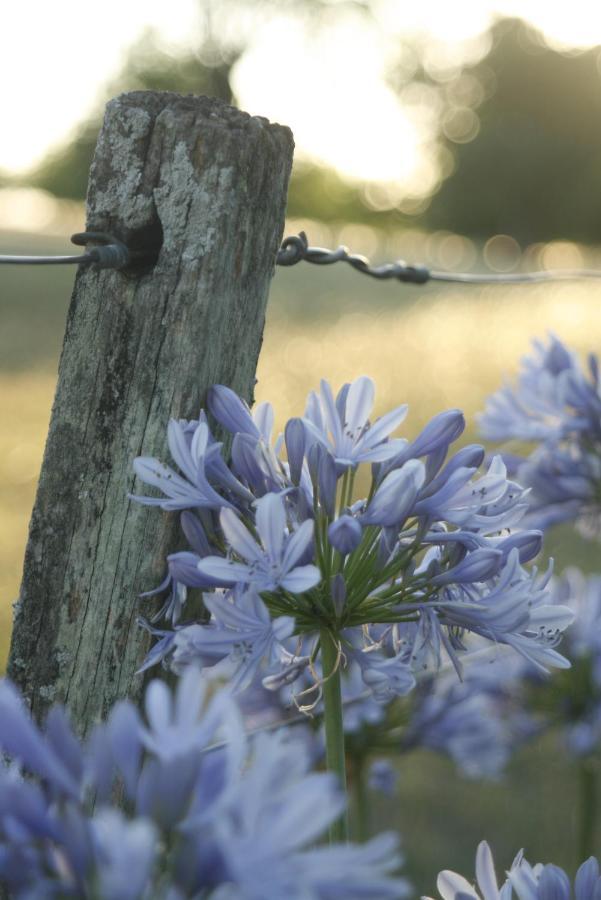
[3,228,601,286]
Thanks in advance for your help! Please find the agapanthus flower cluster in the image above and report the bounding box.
[0,668,409,898]
[132,376,573,706]
[479,334,601,537]
[426,840,601,899]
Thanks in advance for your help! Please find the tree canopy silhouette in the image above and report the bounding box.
[28,34,236,202]
[426,18,601,243]
[23,15,601,244]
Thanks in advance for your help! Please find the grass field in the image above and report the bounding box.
[1,226,600,891]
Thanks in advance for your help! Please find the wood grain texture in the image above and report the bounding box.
[7,91,294,731]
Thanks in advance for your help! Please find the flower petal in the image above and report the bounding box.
[476,841,500,900]
[255,493,287,561]
[281,519,315,573]
[196,557,254,586]
[354,404,408,453]
[345,376,375,435]
[220,509,262,563]
[280,565,322,593]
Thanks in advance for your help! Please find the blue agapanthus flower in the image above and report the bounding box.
[426,840,601,899]
[479,334,601,536]
[132,376,572,704]
[0,670,409,899]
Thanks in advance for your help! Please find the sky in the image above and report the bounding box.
[3,1,601,190]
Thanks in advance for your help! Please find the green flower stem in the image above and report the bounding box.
[320,627,349,843]
[350,753,369,842]
[578,759,597,862]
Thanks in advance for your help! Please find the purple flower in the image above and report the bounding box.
[285,416,307,486]
[352,647,416,704]
[479,335,601,539]
[303,376,408,470]
[329,515,363,554]
[403,658,532,780]
[427,841,601,900]
[197,493,321,593]
[522,569,601,760]
[90,811,157,900]
[361,459,426,527]
[414,455,529,533]
[172,590,295,691]
[435,550,573,673]
[214,731,410,899]
[132,375,570,707]
[430,548,504,586]
[130,420,230,511]
[479,335,601,444]
[0,674,408,898]
[386,409,465,470]
[427,840,521,899]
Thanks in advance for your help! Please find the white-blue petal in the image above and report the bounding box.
[167,420,196,483]
[220,509,263,563]
[345,376,375,435]
[354,404,408,453]
[255,493,287,560]
[280,565,322,593]
[197,557,254,585]
[476,841,501,900]
[281,519,314,573]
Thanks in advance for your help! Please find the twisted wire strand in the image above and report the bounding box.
[276,231,601,286]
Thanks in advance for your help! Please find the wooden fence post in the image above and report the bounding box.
[7,91,294,731]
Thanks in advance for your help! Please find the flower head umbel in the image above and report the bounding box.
[0,672,409,899]
[426,840,601,900]
[131,375,571,710]
[479,334,601,536]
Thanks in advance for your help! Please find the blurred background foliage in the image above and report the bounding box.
[13,9,601,243]
[2,0,601,892]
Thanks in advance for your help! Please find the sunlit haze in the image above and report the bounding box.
[2,0,601,188]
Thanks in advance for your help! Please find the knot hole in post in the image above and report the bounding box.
[120,215,164,277]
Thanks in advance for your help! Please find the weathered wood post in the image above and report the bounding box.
[7,91,294,731]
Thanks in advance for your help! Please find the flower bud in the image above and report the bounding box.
[318,450,337,518]
[330,573,347,618]
[207,384,259,437]
[431,548,503,586]
[328,515,362,555]
[285,417,306,486]
[361,459,425,527]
